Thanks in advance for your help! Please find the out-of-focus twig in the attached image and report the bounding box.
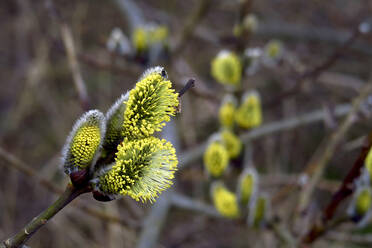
[261,174,340,193]
[267,222,297,248]
[113,0,145,32]
[0,147,62,194]
[297,80,372,214]
[136,120,180,248]
[266,23,365,108]
[172,0,212,56]
[136,190,172,248]
[78,52,142,76]
[45,0,90,110]
[303,131,372,243]
[326,230,372,245]
[179,103,353,169]
[0,146,139,228]
[257,21,372,56]
[171,192,220,218]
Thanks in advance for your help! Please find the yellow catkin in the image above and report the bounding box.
[212,183,240,218]
[265,40,282,59]
[221,129,242,159]
[123,73,179,139]
[132,25,169,53]
[365,148,372,181]
[235,92,262,129]
[70,125,101,169]
[355,187,372,216]
[132,27,148,53]
[150,26,168,45]
[98,137,178,203]
[203,142,229,178]
[211,51,242,86]
[219,102,236,128]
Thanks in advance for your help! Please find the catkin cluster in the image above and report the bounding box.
[203,28,275,226]
[61,66,179,203]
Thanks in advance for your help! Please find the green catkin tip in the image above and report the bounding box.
[95,137,178,203]
[238,168,258,206]
[219,95,237,128]
[235,90,262,129]
[248,194,269,228]
[211,50,242,86]
[364,148,372,182]
[122,66,179,140]
[62,110,106,175]
[203,140,229,178]
[211,182,240,218]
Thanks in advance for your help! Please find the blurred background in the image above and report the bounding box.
[1,0,372,247]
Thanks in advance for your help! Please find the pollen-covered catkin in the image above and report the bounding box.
[235,91,262,129]
[219,95,237,128]
[96,137,178,203]
[62,110,106,175]
[221,129,242,159]
[211,50,242,86]
[203,141,229,178]
[212,182,240,218]
[123,68,179,139]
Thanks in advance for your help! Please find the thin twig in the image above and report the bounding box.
[267,221,297,248]
[171,192,221,218]
[266,23,364,108]
[179,103,353,169]
[0,148,63,194]
[260,174,340,193]
[326,230,372,245]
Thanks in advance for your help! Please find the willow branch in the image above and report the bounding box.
[0,147,138,228]
[1,184,90,248]
[179,103,352,169]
